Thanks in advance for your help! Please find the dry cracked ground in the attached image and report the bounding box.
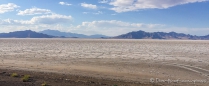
[0,39,209,86]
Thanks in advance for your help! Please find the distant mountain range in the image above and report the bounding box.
[0,29,208,40]
[0,30,108,38]
[39,29,109,38]
[113,30,209,40]
[0,30,54,38]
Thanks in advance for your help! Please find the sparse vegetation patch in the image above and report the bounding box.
[11,73,18,77]
[21,75,30,82]
[41,81,48,86]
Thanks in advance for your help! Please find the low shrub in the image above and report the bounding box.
[41,81,48,86]
[21,75,30,82]
[11,73,18,77]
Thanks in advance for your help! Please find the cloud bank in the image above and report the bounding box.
[81,3,97,9]
[1,19,209,36]
[0,14,72,25]
[0,3,20,14]
[59,2,72,6]
[71,20,165,36]
[104,0,208,12]
[17,7,52,15]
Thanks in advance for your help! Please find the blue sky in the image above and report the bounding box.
[0,0,209,36]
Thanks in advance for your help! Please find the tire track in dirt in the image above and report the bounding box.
[162,62,209,78]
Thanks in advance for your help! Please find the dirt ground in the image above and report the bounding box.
[0,68,157,86]
[0,39,209,86]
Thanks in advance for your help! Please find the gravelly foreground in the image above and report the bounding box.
[0,38,209,86]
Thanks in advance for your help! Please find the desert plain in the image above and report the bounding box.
[0,38,209,86]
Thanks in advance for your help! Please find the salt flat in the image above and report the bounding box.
[0,38,209,85]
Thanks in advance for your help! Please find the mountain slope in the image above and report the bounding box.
[0,30,54,38]
[39,29,108,38]
[39,29,86,38]
[113,30,209,40]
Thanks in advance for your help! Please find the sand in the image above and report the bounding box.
[0,38,209,86]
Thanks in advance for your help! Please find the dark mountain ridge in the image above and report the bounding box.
[0,30,208,39]
[39,29,109,38]
[0,30,55,38]
[113,30,209,40]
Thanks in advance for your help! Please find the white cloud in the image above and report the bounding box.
[0,14,72,25]
[83,11,103,15]
[68,20,209,36]
[0,24,65,33]
[0,3,20,14]
[76,20,163,29]
[30,14,72,24]
[98,0,109,3]
[0,19,209,36]
[81,3,97,9]
[17,7,52,15]
[0,19,31,25]
[106,0,208,12]
[0,19,20,25]
[0,14,73,33]
[70,20,165,36]
[59,2,72,6]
